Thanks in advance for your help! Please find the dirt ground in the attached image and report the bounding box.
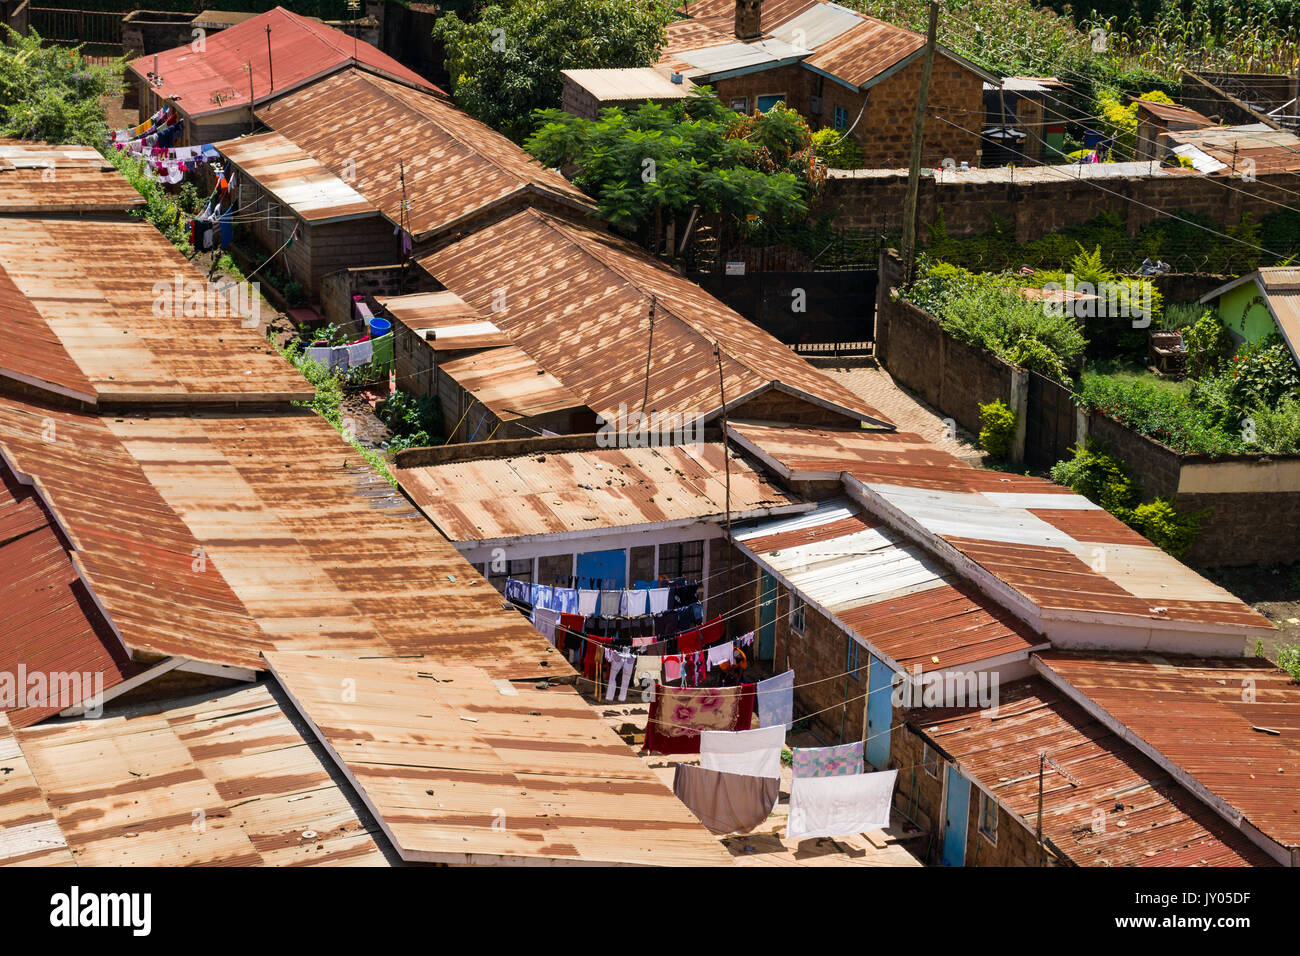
[1201,563,1300,659]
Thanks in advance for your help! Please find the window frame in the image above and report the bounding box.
[789,594,806,635]
[846,638,862,681]
[729,96,749,114]
[756,93,787,113]
[922,743,940,778]
[977,791,999,845]
[833,105,850,129]
[658,539,704,581]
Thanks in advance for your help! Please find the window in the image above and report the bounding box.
[978,792,998,844]
[789,595,806,635]
[834,105,850,129]
[729,97,748,114]
[846,638,862,681]
[756,94,786,113]
[266,201,282,236]
[922,743,940,778]
[658,540,703,580]
[487,557,533,594]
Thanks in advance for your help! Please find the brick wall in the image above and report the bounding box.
[1180,491,1300,566]
[709,56,983,168]
[321,265,439,328]
[823,167,1297,242]
[876,251,1016,436]
[732,386,864,427]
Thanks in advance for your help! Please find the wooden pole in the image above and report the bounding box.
[265,25,274,93]
[245,63,255,134]
[900,0,939,287]
[713,342,732,624]
[640,295,656,420]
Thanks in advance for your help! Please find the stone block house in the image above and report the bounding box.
[656,0,997,167]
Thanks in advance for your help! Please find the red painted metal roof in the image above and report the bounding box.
[914,676,1276,866]
[128,6,440,120]
[0,467,139,729]
[1037,650,1300,853]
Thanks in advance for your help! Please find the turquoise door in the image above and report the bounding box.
[865,654,892,769]
[757,572,778,660]
[942,765,970,866]
[575,549,625,589]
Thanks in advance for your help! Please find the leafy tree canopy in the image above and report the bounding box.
[526,92,817,241]
[0,27,119,144]
[433,0,675,141]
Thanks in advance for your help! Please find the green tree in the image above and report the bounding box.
[526,91,814,251]
[0,27,120,143]
[433,0,675,141]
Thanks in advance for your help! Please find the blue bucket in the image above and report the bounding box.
[369,317,392,338]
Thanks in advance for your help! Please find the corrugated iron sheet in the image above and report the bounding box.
[0,713,73,865]
[802,15,925,88]
[729,421,1273,634]
[0,218,312,405]
[6,683,391,866]
[256,69,592,241]
[267,652,736,866]
[1171,124,1300,175]
[215,131,378,223]
[0,142,144,215]
[1134,98,1212,126]
[419,209,893,426]
[0,466,140,729]
[1038,650,1300,851]
[913,677,1276,866]
[128,7,439,120]
[0,396,272,671]
[561,68,696,103]
[396,442,803,542]
[733,499,1046,671]
[439,345,587,421]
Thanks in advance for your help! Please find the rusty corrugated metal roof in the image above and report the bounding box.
[256,68,593,241]
[1037,650,1300,853]
[0,396,272,671]
[802,15,925,88]
[127,6,440,120]
[913,676,1276,866]
[397,441,806,542]
[0,142,144,215]
[733,499,1047,672]
[0,713,72,865]
[215,131,379,223]
[1170,124,1300,175]
[0,218,312,406]
[728,421,1274,637]
[1133,98,1213,126]
[267,651,736,866]
[4,683,393,866]
[0,466,140,729]
[439,345,587,422]
[419,209,894,427]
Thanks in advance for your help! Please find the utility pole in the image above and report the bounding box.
[640,295,657,420]
[243,63,254,134]
[266,25,274,93]
[713,342,733,622]
[900,0,939,287]
[398,161,410,294]
[1035,751,1080,867]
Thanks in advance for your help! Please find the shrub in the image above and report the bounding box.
[978,399,1018,459]
[377,390,443,451]
[1125,498,1204,559]
[1050,441,1204,556]
[904,262,1085,382]
[1224,334,1300,410]
[811,127,864,169]
[1049,441,1139,513]
[1279,643,1300,684]
[1182,309,1234,378]
[1245,397,1300,454]
[1076,374,1241,455]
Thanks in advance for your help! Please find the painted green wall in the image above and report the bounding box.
[1215,280,1278,344]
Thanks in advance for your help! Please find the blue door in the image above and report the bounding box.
[942,765,970,866]
[865,654,892,769]
[757,572,777,661]
[575,549,625,589]
[756,94,785,113]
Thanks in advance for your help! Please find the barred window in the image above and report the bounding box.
[659,540,703,580]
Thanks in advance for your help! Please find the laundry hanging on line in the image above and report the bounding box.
[673,763,779,835]
[700,723,786,780]
[786,769,898,842]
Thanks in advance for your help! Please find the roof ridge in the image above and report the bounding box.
[353,71,559,194]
